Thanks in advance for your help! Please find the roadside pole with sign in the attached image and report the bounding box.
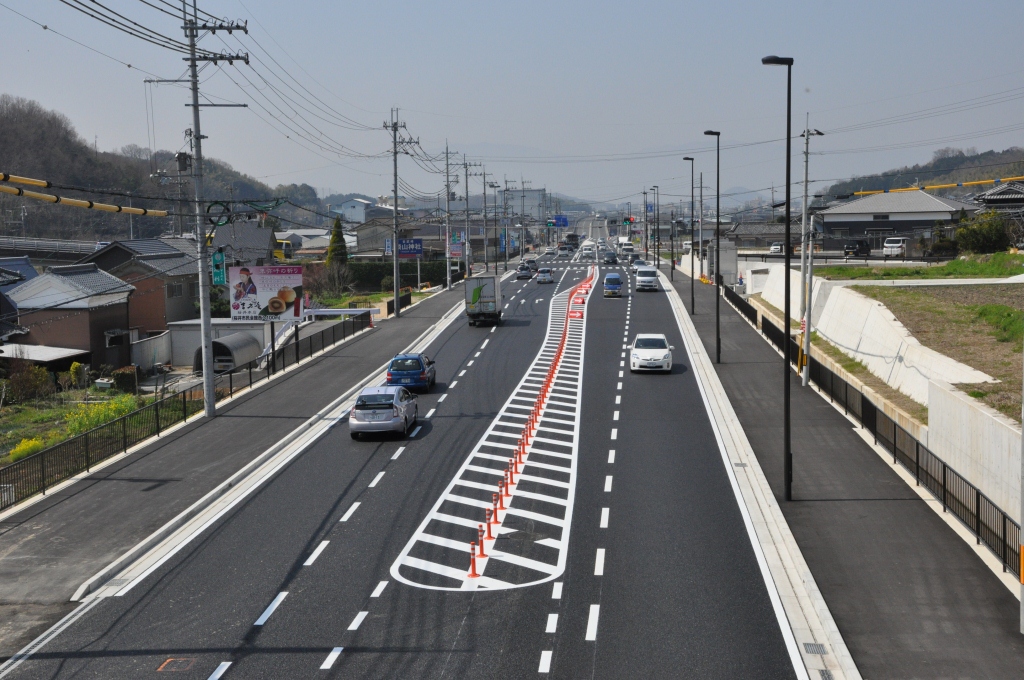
[211,248,226,285]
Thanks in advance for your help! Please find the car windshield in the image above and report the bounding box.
[635,337,668,349]
[638,270,657,277]
[355,393,395,409]
[390,358,421,371]
[605,276,621,284]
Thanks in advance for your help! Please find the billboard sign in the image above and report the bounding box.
[229,265,303,321]
[451,243,463,258]
[384,238,392,256]
[398,238,423,258]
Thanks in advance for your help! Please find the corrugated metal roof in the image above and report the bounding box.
[821,191,980,216]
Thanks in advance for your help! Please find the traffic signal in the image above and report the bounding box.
[546,219,555,227]
[622,217,629,225]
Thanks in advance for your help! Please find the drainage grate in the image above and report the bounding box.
[819,670,834,680]
[804,642,828,655]
[734,462,748,467]
[105,579,129,588]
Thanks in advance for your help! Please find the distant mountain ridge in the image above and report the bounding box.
[826,147,1024,200]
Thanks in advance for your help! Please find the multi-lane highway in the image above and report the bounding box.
[4,252,800,679]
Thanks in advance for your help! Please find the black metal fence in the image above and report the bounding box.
[756,304,1021,579]
[723,286,757,325]
[0,312,371,512]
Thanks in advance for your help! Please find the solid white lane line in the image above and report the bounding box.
[348,611,369,631]
[615,395,621,404]
[475,352,481,358]
[459,370,467,376]
[608,449,615,463]
[604,476,613,492]
[612,411,619,420]
[539,650,553,673]
[600,508,609,528]
[391,446,406,460]
[545,613,558,633]
[320,648,344,670]
[610,428,617,440]
[552,582,563,599]
[254,591,288,626]
[616,382,622,390]
[304,541,329,567]
[425,409,436,419]
[585,604,600,641]
[594,549,605,575]
[371,581,388,598]
[368,471,385,488]
[339,502,360,522]
[410,425,422,437]
[467,360,474,367]
[481,339,490,348]
[207,662,231,680]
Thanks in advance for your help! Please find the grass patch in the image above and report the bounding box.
[856,284,1023,422]
[816,252,1024,280]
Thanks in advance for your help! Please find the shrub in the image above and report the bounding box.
[69,361,86,388]
[111,366,138,394]
[929,238,958,256]
[10,437,44,462]
[380,275,394,292]
[956,211,1009,254]
[65,394,139,436]
[7,361,52,403]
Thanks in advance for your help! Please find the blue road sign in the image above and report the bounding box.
[553,215,569,227]
[398,238,423,258]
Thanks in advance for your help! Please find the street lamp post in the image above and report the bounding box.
[651,186,660,269]
[763,54,795,502]
[642,190,649,259]
[684,157,694,314]
[703,130,721,364]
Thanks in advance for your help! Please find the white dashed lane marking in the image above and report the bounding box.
[600,508,609,528]
[254,592,288,626]
[303,541,329,566]
[320,648,344,670]
[585,604,600,641]
[368,471,385,488]
[604,476,613,492]
[608,449,615,463]
[545,613,558,633]
[339,502,360,522]
[552,582,563,599]
[370,581,388,598]
[347,611,369,631]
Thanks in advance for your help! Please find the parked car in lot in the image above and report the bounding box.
[844,240,871,256]
[882,237,908,257]
[602,251,618,264]
[635,268,659,291]
[769,242,783,254]
[516,265,534,280]
[629,334,674,372]
[386,353,436,391]
[603,272,623,297]
[536,267,554,284]
[350,386,418,439]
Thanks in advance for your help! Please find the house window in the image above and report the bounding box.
[166,282,183,298]
[872,214,889,221]
[189,281,199,298]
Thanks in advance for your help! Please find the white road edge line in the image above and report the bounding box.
[348,611,369,631]
[584,604,600,641]
[304,541,330,566]
[254,591,288,626]
[320,648,344,670]
[368,471,385,488]
[340,502,361,522]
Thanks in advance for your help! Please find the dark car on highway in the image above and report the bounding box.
[843,240,871,256]
[386,353,436,391]
[602,251,618,264]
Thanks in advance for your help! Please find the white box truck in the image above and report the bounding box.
[465,274,502,326]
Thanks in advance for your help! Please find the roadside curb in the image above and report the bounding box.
[661,271,862,680]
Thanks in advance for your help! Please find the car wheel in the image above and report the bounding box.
[350,432,360,440]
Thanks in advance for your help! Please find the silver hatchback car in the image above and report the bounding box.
[350,385,418,439]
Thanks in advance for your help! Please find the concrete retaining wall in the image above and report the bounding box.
[131,331,171,372]
[928,380,1020,524]
[759,264,841,326]
[815,287,994,404]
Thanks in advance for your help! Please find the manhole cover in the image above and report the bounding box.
[157,658,195,671]
[819,670,834,680]
[804,642,828,655]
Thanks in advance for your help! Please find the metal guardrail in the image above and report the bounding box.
[0,312,371,512]
[0,235,97,254]
[755,311,1021,579]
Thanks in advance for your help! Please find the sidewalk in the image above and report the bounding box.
[671,273,1024,678]
[0,289,461,660]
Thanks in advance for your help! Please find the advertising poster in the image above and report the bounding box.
[229,265,303,321]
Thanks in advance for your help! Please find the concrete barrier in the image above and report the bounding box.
[815,287,995,404]
[928,380,1020,525]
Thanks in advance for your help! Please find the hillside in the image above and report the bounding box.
[0,95,330,240]
[826,147,1024,199]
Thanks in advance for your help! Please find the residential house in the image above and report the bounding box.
[79,238,199,334]
[974,181,1024,215]
[0,267,27,341]
[819,191,979,244]
[0,256,37,294]
[332,198,373,224]
[7,263,135,367]
[211,222,276,266]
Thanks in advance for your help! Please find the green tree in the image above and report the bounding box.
[326,217,348,266]
[955,210,1009,254]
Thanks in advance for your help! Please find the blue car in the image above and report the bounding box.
[603,273,623,297]
[387,353,436,391]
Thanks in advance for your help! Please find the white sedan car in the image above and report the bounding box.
[629,333,674,372]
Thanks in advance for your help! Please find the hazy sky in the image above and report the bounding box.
[4,0,1024,208]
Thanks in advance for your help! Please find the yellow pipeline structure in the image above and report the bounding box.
[0,172,169,217]
[854,174,1024,196]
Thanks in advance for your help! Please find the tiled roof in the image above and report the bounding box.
[211,223,275,264]
[0,267,25,287]
[820,191,980,215]
[0,256,38,294]
[46,263,134,296]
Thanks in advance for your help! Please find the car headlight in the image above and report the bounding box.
[662,353,671,360]
[631,353,639,360]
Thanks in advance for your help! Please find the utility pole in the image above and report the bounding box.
[481,168,488,272]
[384,109,415,317]
[463,157,481,274]
[443,142,457,288]
[642,190,649,259]
[800,118,825,386]
[183,7,248,418]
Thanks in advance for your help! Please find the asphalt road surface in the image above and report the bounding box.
[6,260,798,679]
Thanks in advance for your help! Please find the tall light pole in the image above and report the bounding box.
[763,54,795,502]
[704,131,721,364]
[684,157,695,314]
[651,186,660,268]
[642,190,649,258]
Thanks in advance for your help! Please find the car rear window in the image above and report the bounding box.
[634,337,667,349]
[390,358,421,371]
[355,393,395,409]
[539,268,551,274]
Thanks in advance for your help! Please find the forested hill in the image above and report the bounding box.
[826,147,1024,199]
[0,94,326,240]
